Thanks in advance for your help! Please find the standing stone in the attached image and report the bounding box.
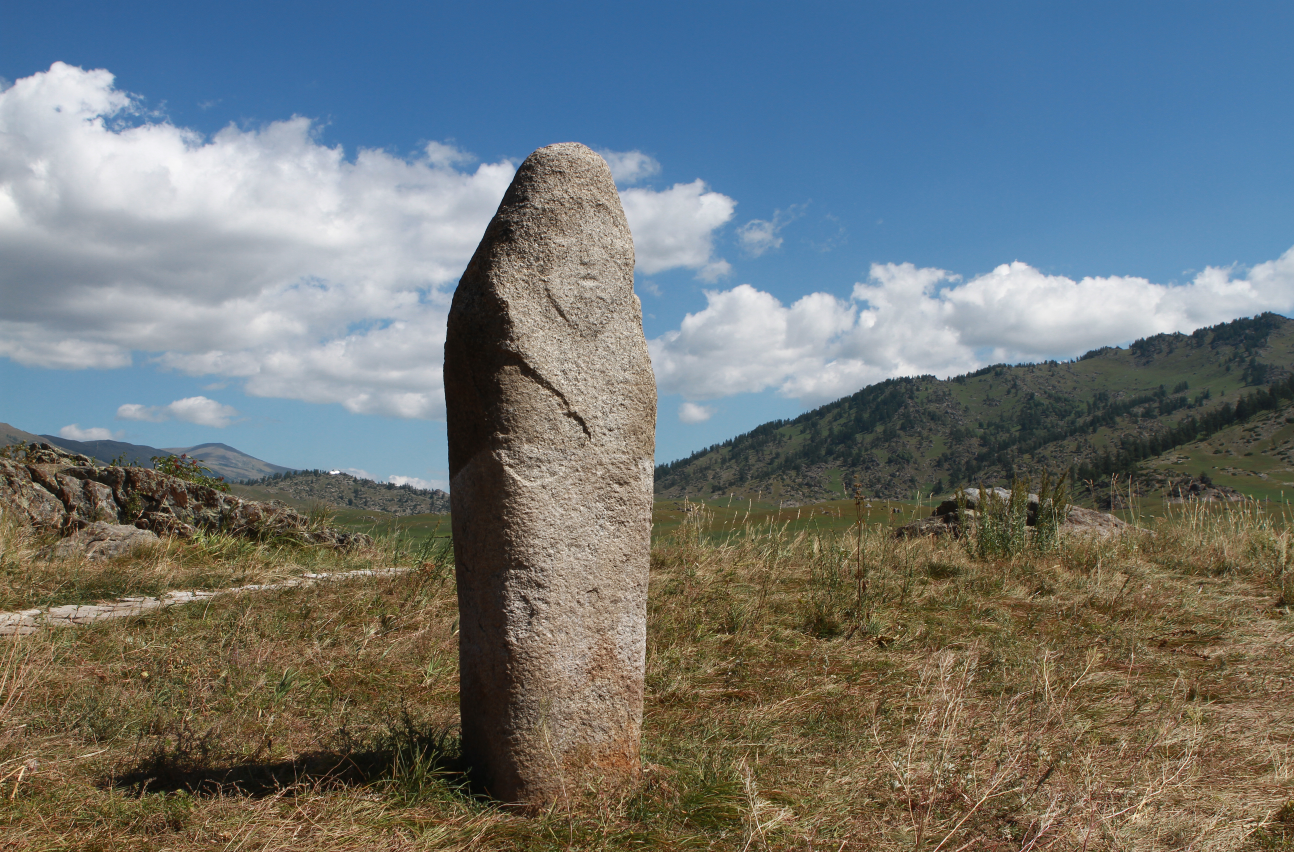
[444,143,657,807]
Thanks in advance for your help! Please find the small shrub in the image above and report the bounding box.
[1031,469,1071,552]
[150,454,229,492]
[963,471,1069,560]
[352,716,463,806]
[926,561,961,580]
[964,482,1027,560]
[1256,799,1294,850]
[0,441,29,461]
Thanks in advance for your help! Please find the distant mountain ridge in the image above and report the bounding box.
[0,425,296,483]
[655,313,1294,503]
[155,442,296,483]
[0,422,448,516]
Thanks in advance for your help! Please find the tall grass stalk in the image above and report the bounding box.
[967,479,1028,560]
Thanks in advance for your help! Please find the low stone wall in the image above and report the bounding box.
[0,443,370,550]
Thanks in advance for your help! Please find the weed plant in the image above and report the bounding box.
[150,454,230,492]
[963,471,1071,560]
[0,499,1291,850]
[1031,469,1071,551]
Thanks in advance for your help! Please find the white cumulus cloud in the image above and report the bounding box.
[599,149,661,185]
[0,64,737,419]
[117,396,240,427]
[389,474,445,491]
[620,179,736,280]
[58,424,122,441]
[335,468,445,490]
[651,249,1294,405]
[678,402,715,424]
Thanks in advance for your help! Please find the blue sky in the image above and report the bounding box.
[3,2,1293,489]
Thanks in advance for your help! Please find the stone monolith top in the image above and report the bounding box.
[444,142,656,807]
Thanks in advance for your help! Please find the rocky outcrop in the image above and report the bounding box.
[1162,476,1245,504]
[0,443,370,550]
[445,143,656,807]
[897,487,1133,539]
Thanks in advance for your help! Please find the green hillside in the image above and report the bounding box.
[234,469,449,516]
[654,313,1294,503]
[1138,397,1294,503]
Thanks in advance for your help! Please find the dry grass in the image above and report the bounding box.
[0,515,395,612]
[0,501,1290,850]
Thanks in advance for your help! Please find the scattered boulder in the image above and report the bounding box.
[896,513,961,538]
[1164,477,1245,504]
[0,443,370,550]
[897,487,1132,539]
[943,486,1013,511]
[445,143,656,807]
[47,522,160,561]
[1060,505,1134,536]
[933,487,1046,522]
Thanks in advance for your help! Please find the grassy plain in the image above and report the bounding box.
[0,499,1292,850]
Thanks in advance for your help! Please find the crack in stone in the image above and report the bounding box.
[544,287,571,326]
[505,353,592,441]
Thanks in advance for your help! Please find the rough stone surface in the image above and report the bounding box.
[1060,504,1135,535]
[444,143,656,806]
[0,443,370,549]
[49,522,161,561]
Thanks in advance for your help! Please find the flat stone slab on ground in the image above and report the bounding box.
[0,567,413,636]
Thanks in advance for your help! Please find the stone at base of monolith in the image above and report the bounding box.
[444,142,656,807]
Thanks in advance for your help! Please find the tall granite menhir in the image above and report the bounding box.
[444,143,657,806]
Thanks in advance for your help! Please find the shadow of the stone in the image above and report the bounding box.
[105,724,470,800]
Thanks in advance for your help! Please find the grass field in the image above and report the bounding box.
[1,499,1292,850]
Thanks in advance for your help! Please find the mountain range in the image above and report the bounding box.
[654,313,1294,504]
[8,313,1294,510]
[0,423,295,483]
[0,423,449,517]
